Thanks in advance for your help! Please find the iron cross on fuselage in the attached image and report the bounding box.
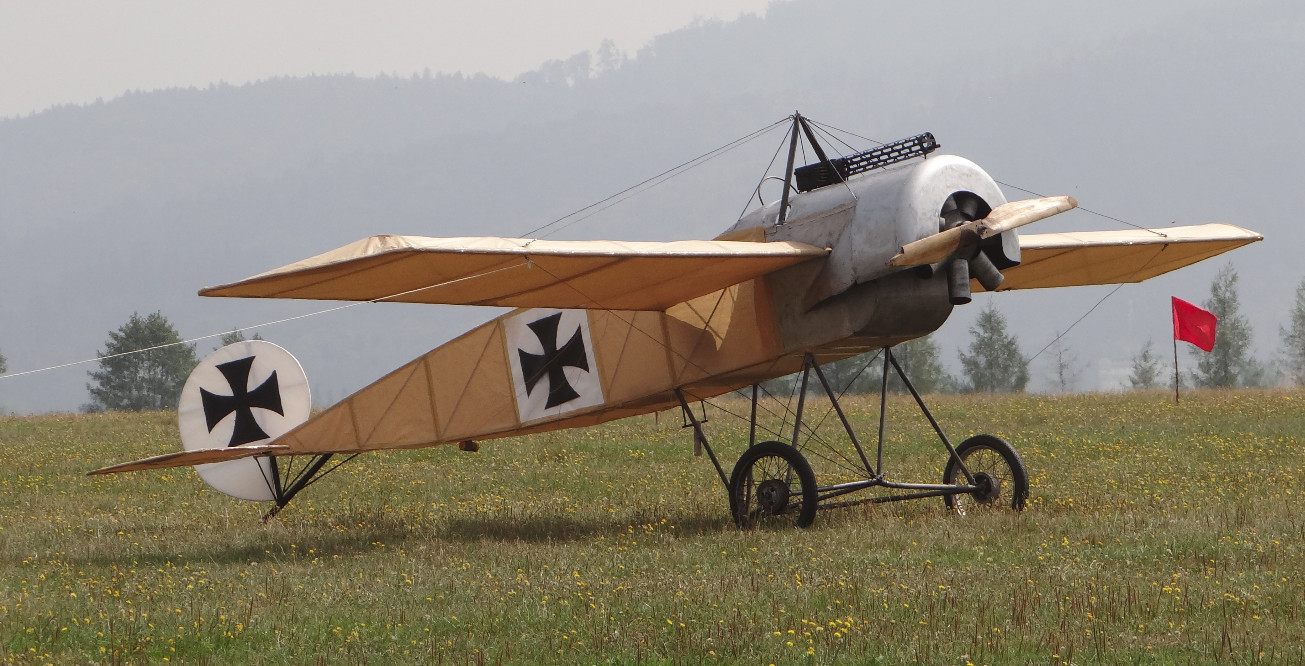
[518,313,590,409]
[200,356,284,447]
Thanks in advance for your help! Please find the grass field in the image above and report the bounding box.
[2,388,1304,664]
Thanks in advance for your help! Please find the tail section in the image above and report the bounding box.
[175,340,311,501]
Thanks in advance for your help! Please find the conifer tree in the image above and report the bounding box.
[217,328,263,350]
[1045,332,1080,393]
[86,312,198,412]
[1192,264,1254,388]
[888,334,954,394]
[1282,277,1305,386]
[1129,339,1161,389]
[958,302,1029,393]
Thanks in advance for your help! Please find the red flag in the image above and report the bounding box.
[1172,297,1217,352]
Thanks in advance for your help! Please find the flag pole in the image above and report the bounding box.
[1171,296,1216,405]
[1173,336,1180,404]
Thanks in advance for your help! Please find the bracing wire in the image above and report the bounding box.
[1022,244,1172,364]
[992,179,1166,237]
[3,119,792,384]
[0,303,357,381]
[704,348,884,468]
[801,120,861,201]
[1023,282,1129,365]
[522,117,790,240]
[3,113,1166,392]
[808,119,1165,237]
[806,120,866,155]
[737,122,795,221]
[0,261,528,381]
[808,118,1167,366]
[736,115,866,223]
[806,120,885,148]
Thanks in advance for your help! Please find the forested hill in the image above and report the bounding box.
[1,0,1300,413]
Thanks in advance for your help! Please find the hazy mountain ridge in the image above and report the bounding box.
[1,0,1298,412]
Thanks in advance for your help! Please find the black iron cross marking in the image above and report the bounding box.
[518,313,590,409]
[200,356,284,447]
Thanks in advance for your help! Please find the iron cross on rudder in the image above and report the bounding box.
[200,356,284,446]
[518,312,590,409]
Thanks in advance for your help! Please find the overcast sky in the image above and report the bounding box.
[0,0,775,119]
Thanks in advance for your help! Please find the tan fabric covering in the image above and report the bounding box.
[193,222,1255,461]
[664,281,782,386]
[200,235,827,311]
[989,224,1262,291]
[591,310,675,407]
[93,223,1260,475]
[195,278,790,460]
[88,444,289,475]
[436,322,519,441]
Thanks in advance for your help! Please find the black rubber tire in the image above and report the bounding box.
[729,441,818,529]
[942,434,1029,515]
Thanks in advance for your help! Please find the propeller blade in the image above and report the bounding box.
[888,195,1077,267]
[978,195,1078,238]
[888,225,978,267]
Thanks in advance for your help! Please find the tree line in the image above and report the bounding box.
[2,262,1299,414]
[1129,264,1305,390]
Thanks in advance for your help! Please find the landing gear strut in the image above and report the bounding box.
[678,347,1030,529]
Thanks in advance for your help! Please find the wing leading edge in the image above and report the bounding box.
[201,235,828,311]
[986,223,1263,292]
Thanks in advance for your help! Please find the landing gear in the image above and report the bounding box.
[942,435,1029,515]
[729,441,818,529]
[679,348,1031,529]
[259,452,357,522]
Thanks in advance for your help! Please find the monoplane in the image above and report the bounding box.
[91,114,1262,528]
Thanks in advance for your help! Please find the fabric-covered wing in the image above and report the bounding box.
[985,223,1262,292]
[201,235,828,311]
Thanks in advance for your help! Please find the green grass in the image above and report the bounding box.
[2,389,1304,664]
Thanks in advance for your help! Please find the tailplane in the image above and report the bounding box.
[175,340,311,501]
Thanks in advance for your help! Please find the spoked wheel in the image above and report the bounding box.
[942,435,1029,516]
[729,441,818,529]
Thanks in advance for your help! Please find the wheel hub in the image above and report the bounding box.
[970,472,1001,504]
[754,479,791,515]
